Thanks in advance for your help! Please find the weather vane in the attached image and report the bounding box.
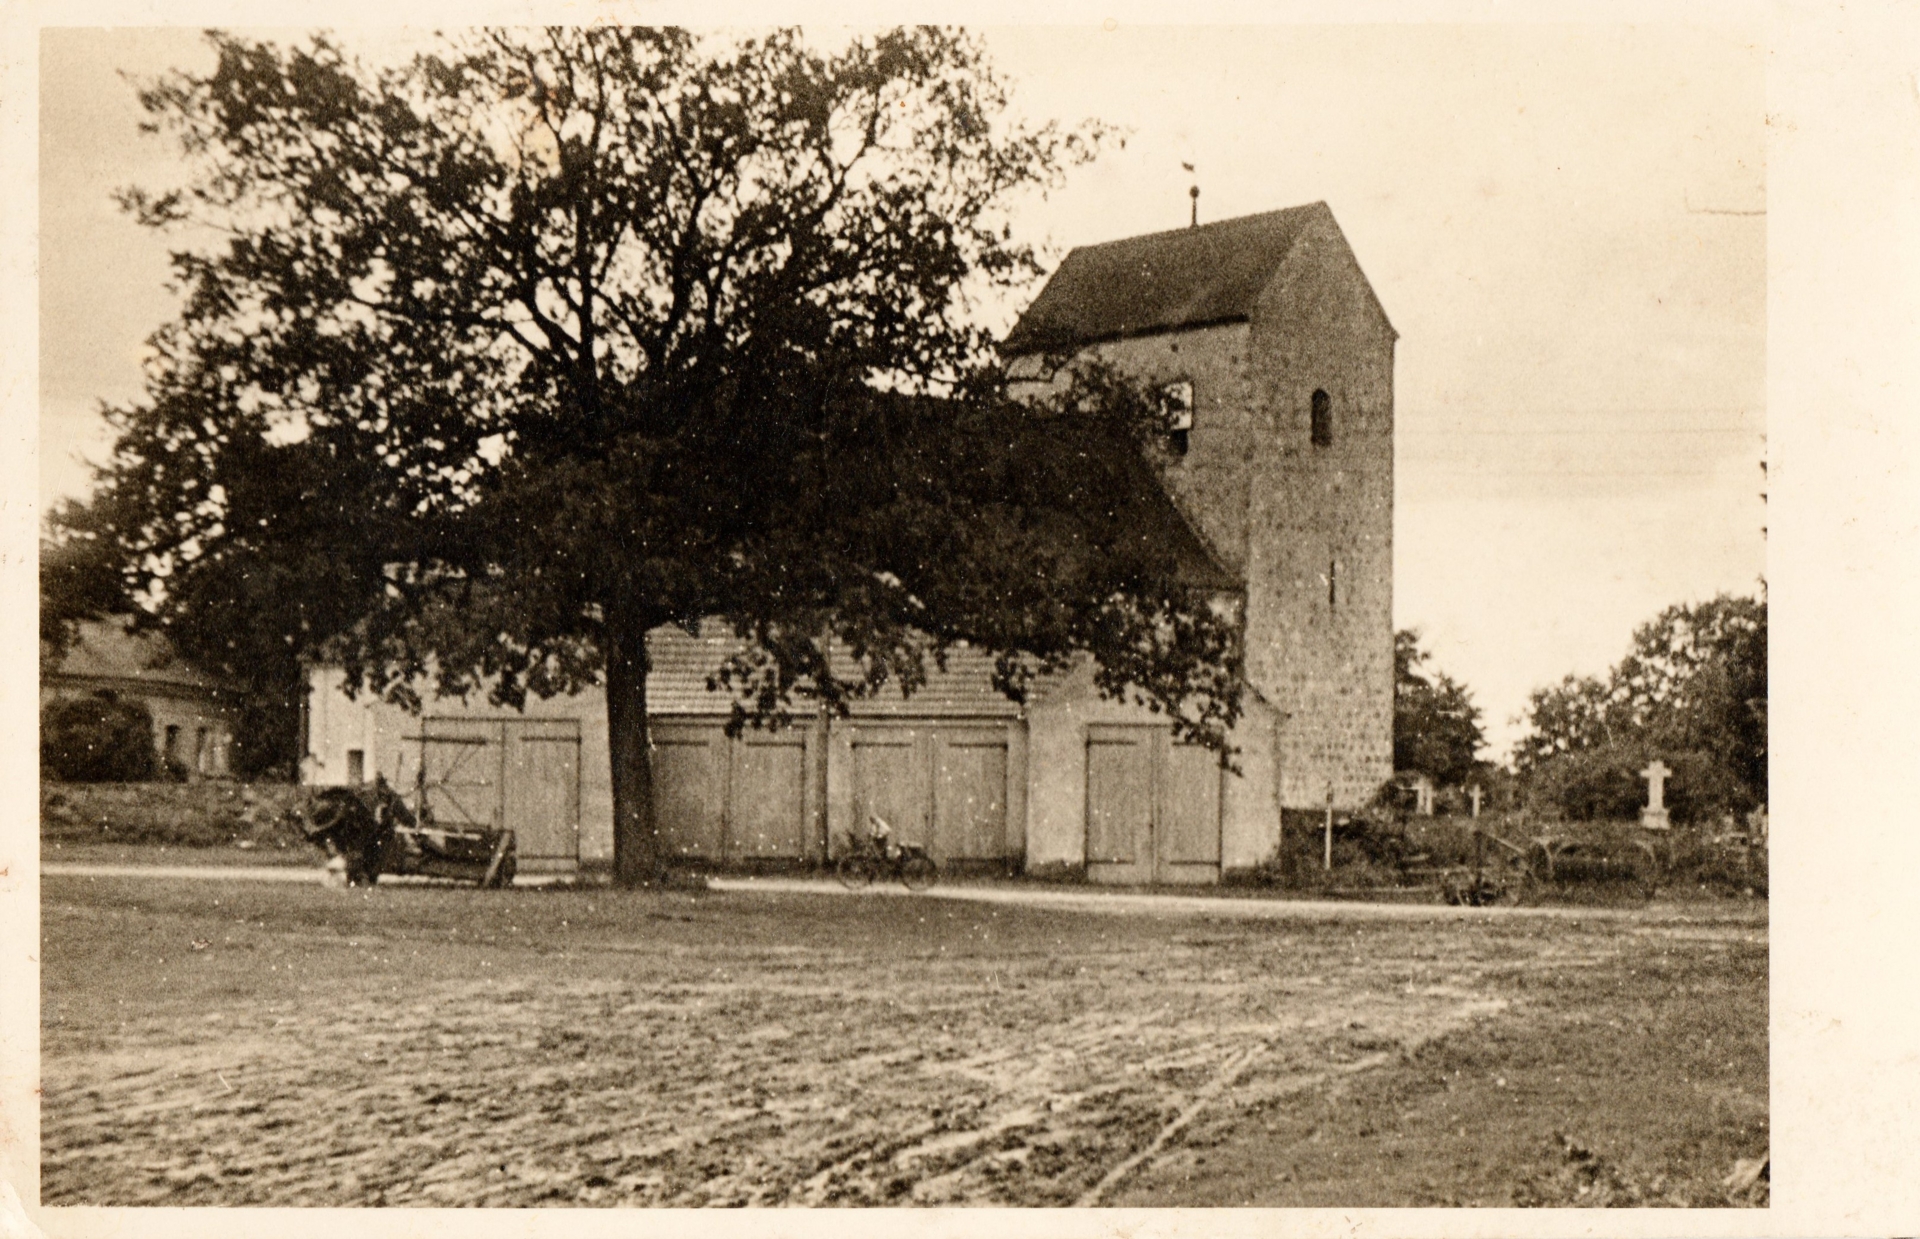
[1183,162,1199,227]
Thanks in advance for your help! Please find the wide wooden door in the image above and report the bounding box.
[850,727,928,850]
[504,720,580,865]
[1085,726,1154,883]
[933,731,1010,859]
[1084,726,1221,884]
[650,722,816,862]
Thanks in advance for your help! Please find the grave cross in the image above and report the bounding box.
[1639,759,1673,830]
[1468,785,1484,819]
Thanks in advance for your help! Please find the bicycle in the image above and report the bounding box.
[836,814,939,892]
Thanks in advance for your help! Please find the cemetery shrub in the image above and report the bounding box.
[1659,828,1767,897]
[41,695,158,783]
[1523,746,1643,823]
[1273,808,1413,889]
[1514,593,1767,822]
[1524,744,1754,826]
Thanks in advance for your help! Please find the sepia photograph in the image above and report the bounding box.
[6,4,1905,1231]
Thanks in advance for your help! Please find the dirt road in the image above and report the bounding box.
[39,874,1766,1207]
[40,860,1655,918]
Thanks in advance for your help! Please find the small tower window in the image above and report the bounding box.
[1328,557,1338,608]
[1311,389,1332,447]
[1162,381,1194,457]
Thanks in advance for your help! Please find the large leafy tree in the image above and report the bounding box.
[1391,629,1485,788]
[69,28,1243,883]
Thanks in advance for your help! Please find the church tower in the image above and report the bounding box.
[1005,202,1396,808]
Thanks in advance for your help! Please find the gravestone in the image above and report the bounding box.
[1468,785,1484,819]
[1639,759,1672,831]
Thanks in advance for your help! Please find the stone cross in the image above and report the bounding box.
[1468,785,1483,819]
[1639,759,1672,830]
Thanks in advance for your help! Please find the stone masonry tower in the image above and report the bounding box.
[1005,202,1396,809]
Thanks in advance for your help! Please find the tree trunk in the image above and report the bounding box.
[605,613,661,887]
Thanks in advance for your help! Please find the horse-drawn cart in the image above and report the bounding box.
[302,775,517,888]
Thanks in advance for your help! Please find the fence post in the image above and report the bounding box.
[1323,781,1334,871]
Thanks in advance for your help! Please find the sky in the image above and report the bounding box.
[36,23,1767,759]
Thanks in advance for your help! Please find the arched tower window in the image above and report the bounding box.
[1162,381,1194,457]
[1310,389,1332,447]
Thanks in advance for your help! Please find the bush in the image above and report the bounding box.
[1660,826,1769,897]
[1273,808,1416,888]
[1522,745,1756,826]
[41,694,158,783]
[40,780,312,848]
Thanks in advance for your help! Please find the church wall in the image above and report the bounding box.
[1079,323,1258,577]
[1242,213,1398,809]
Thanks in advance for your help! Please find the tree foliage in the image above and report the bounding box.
[1392,629,1485,788]
[39,529,129,671]
[66,28,1243,881]
[1514,593,1767,821]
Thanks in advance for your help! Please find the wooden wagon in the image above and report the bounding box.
[303,775,517,888]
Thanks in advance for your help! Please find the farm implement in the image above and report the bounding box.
[1427,825,1659,906]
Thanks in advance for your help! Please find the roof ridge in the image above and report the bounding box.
[1064,200,1326,254]
[1002,201,1346,355]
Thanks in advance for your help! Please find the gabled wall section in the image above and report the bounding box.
[1243,209,1396,808]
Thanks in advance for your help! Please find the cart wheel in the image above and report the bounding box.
[900,854,938,892]
[1505,867,1538,906]
[836,856,875,890]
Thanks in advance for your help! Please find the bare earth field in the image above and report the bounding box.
[39,872,1767,1208]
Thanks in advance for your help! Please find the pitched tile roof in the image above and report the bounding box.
[44,617,231,697]
[646,625,1023,718]
[1002,203,1330,354]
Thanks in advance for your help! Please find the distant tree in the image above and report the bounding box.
[73,28,1241,885]
[39,528,128,671]
[1514,593,1767,820]
[42,694,159,783]
[1511,673,1619,769]
[1392,629,1485,788]
[1610,593,1767,801]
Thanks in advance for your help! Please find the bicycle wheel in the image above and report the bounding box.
[836,855,875,890]
[900,853,938,892]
